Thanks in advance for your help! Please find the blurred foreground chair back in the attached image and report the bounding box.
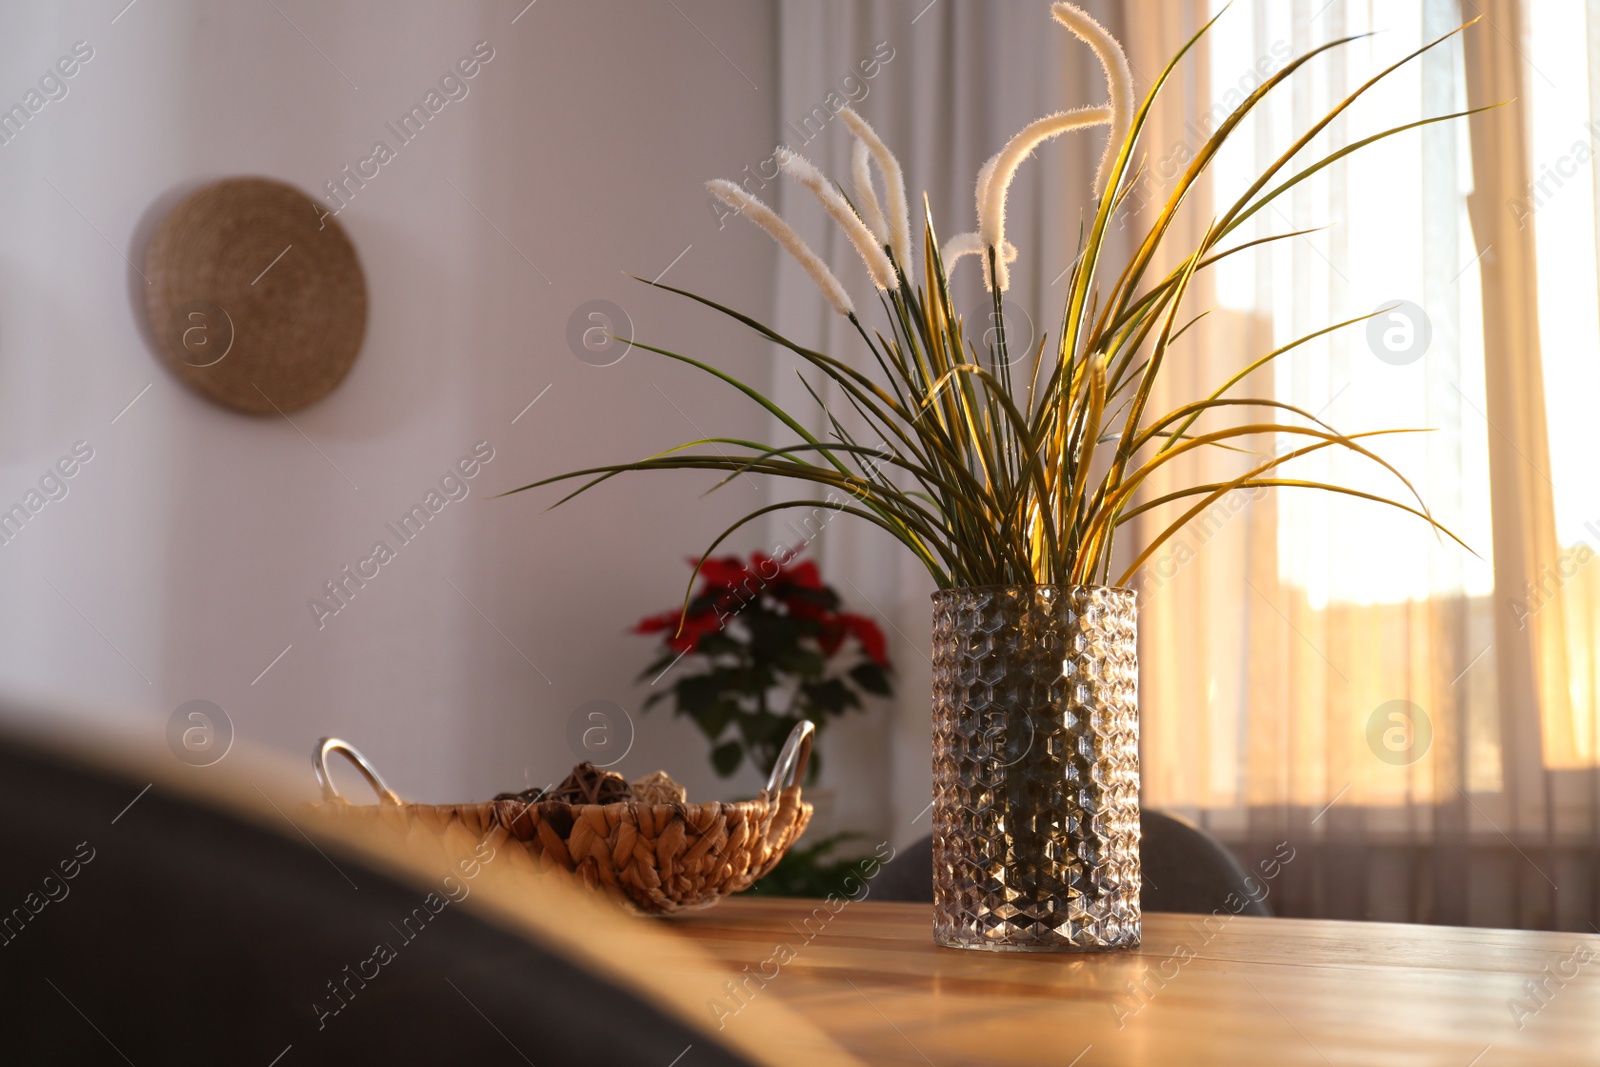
[0,698,859,1066]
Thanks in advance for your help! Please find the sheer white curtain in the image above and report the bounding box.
[1131,0,1598,931]
[1516,0,1600,774]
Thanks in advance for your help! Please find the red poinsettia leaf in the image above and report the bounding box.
[694,555,749,589]
[783,560,823,589]
[632,609,681,635]
[659,612,708,653]
[839,612,890,669]
[785,596,829,622]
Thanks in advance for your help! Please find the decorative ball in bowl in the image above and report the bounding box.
[311,721,814,915]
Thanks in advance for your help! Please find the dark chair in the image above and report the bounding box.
[0,725,757,1066]
[873,809,1271,917]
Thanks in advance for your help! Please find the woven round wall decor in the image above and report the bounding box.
[143,177,367,415]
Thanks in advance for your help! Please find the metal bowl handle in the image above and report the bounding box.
[763,720,814,797]
[314,737,402,805]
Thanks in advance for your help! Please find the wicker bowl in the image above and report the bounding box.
[309,723,814,915]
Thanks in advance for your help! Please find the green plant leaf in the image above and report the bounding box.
[849,662,892,696]
[693,700,740,741]
[693,631,740,657]
[710,741,744,777]
[746,613,802,659]
[675,671,736,715]
[775,646,826,679]
[801,678,860,716]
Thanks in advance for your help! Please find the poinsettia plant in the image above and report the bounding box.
[634,550,892,782]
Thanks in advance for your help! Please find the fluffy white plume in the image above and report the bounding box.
[707,180,855,318]
[850,139,890,248]
[840,108,912,270]
[1051,1,1135,196]
[976,151,1001,213]
[940,232,1018,277]
[777,148,899,291]
[978,106,1111,290]
[941,154,1020,288]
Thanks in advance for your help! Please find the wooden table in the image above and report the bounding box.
[672,898,1600,1066]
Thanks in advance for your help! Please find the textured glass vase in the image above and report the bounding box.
[930,584,1141,951]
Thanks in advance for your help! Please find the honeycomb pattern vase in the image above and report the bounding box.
[930,584,1141,951]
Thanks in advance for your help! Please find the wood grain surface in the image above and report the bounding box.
[671,897,1600,1066]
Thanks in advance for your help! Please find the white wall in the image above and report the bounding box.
[0,0,791,806]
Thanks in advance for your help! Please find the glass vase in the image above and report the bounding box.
[930,584,1141,951]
